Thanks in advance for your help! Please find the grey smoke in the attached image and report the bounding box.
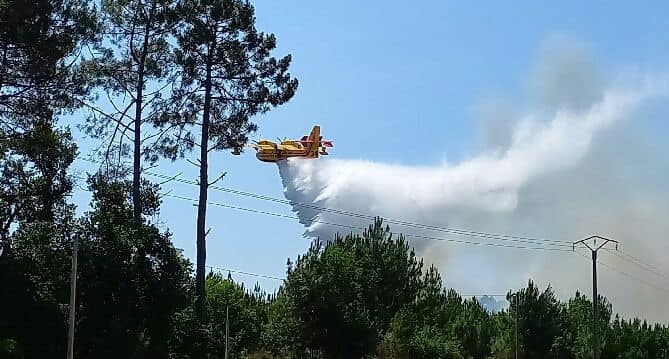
[530,35,606,113]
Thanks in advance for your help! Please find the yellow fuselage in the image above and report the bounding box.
[254,140,317,162]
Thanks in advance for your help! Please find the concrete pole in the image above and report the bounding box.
[66,236,78,359]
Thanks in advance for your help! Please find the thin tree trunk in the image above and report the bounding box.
[195,56,213,323]
[0,210,16,257]
[132,10,153,224]
[0,236,10,258]
[133,65,143,224]
[0,42,8,92]
[133,9,155,353]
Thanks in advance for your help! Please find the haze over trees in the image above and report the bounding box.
[1,0,668,358]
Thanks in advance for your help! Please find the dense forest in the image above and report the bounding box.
[1,0,668,358]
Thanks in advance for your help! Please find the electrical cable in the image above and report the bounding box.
[603,248,669,283]
[574,251,669,295]
[206,265,512,300]
[147,170,571,246]
[206,265,284,281]
[164,193,574,252]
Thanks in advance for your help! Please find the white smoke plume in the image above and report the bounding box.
[278,39,669,321]
[280,85,653,225]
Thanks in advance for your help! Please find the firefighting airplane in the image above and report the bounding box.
[239,125,333,162]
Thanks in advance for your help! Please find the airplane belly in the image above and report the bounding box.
[256,151,278,162]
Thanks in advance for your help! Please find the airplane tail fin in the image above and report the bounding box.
[307,126,320,142]
[305,126,321,157]
[299,125,332,158]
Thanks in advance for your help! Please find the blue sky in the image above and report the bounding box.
[69,1,669,292]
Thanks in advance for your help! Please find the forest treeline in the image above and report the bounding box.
[1,0,669,358]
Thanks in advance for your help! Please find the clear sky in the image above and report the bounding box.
[69,1,669,293]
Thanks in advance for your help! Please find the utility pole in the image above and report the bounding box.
[225,306,229,359]
[66,236,79,359]
[573,235,618,359]
[515,293,518,359]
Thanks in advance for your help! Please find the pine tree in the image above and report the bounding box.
[80,0,180,223]
[1,0,96,252]
[0,0,97,125]
[156,0,297,322]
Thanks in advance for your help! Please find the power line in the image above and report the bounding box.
[143,170,571,246]
[599,258,669,295]
[73,161,568,251]
[75,160,669,287]
[74,156,572,248]
[575,251,669,295]
[206,265,512,299]
[83,168,669,292]
[206,265,284,281]
[604,248,669,283]
[164,193,573,252]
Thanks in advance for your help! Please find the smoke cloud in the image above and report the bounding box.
[278,38,669,321]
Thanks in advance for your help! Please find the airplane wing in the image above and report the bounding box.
[298,140,333,145]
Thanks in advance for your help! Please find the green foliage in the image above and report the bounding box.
[4,198,669,359]
[381,276,494,359]
[491,280,565,358]
[0,0,97,125]
[0,118,77,358]
[274,219,425,359]
[1,120,76,247]
[261,288,305,357]
[73,177,191,358]
[453,298,496,358]
[560,291,613,358]
[246,351,279,359]
[80,0,181,167]
[0,339,23,358]
[169,273,271,359]
[1,0,92,250]
[0,245,68,358]
[153,0,299,158]
[605,316,669,358]
[204,273,268,357]
[0,172,191,358]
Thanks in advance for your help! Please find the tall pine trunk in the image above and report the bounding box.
[195,56,213,323]
[132,13,153,224]
[133,63,144,224]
